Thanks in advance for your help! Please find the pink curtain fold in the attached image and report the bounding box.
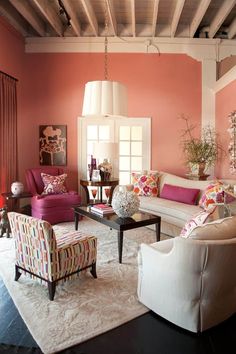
[0,72,18,208]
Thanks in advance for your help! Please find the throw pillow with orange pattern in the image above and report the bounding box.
[41,173,68,195]
[131,172,159,197]
[199,180,235,210]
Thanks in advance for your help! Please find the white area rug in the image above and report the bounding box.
[0,218,167,354]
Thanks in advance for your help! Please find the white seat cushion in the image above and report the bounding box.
[139,196,200,227]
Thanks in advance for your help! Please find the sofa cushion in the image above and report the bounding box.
[139,196,200,227]
[41,173,68,195]
[132,172,158,197]
[160,183,200,205]
[184,216,236,240]
[159,172,213,202]
[180,207,218,238]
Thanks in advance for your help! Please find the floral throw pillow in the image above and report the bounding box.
[131,172,158,197]
[199,181,235,210]
[41,173,68,195]
[180,206,217,238]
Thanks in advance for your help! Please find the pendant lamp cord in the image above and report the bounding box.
[104,1,108,80]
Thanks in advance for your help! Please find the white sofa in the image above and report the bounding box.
[137,217,236,332]
[139,172,236,237]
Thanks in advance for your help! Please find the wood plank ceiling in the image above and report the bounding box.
[0,0,236,40]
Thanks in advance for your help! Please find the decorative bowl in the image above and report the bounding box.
[111,190,140,218]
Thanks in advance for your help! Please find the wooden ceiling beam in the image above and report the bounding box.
[61,0,81,36]
[189,0,211,38]
[171,0,185,37]
[31,0,64,37]
[9,0,45,36]
[228,17,236,39]
[131,0,136,37]
[151,0,159,37]
[0,0,28,36]
[80,0,98,36]
[105,0,117,36]
[208,0,236,38]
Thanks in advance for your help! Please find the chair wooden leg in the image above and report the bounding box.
[48,281,56,301]
[90,262,97,279]
[15,265,22,281]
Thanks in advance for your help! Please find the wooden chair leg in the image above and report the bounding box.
[90,262,97,279]
[15,265,22,281]
[48,281,56,301]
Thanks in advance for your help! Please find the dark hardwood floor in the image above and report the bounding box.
[0,277,236,354]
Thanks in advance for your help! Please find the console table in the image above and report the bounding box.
[80,179,119,205]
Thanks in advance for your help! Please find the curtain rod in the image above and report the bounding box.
[0,70,18,82]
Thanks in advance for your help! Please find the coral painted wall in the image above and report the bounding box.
[215,79,236,179]
[0,18,25,79]
[22,52,201,189]
[1,18,202,190]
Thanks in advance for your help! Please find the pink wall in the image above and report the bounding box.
[0,18,25,79]
[22,53,201,189]
[1,17,202,190]
[215,79,236,178]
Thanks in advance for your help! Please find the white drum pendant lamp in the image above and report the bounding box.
[82,80,127,116]
[81,2,127,117]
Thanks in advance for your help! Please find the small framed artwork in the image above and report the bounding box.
[39,125,67,166]
[92,169,100,181]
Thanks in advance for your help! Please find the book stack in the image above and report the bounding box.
[90,203,114,215]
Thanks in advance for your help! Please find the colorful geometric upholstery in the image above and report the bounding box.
[8,212,97,301]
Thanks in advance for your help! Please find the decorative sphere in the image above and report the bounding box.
[11,182,24,195]
[111,190,140,218]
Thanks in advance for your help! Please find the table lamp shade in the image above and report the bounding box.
[82,81,127,116]
[93,142,118,160]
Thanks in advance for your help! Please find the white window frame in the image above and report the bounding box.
[78,116,151,190]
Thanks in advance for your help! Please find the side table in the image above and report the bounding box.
[1,192,32,213]
[80,179,119,205]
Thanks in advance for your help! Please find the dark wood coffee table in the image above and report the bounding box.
[74,206,161,264]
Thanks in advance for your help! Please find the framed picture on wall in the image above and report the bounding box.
[39,125,67,166]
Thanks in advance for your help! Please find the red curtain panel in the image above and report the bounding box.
[0,72,17,208]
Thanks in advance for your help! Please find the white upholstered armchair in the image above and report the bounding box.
[138,222,236,333]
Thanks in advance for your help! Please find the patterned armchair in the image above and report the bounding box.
[8,212,97,301]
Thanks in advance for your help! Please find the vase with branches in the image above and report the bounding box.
[179,115,223,175]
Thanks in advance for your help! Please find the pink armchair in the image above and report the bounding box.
[25,167,81,224]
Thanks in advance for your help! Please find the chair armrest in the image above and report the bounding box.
[67,190,78,195]
[138,238,207,310]
[34,194,44,199]
[138,239,174,273]
[56,231,96,249]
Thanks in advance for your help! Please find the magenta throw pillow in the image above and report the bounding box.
[160,183,200,205]
[41,173,68,195]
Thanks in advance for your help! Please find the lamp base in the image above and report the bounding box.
[100,171,111,181]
